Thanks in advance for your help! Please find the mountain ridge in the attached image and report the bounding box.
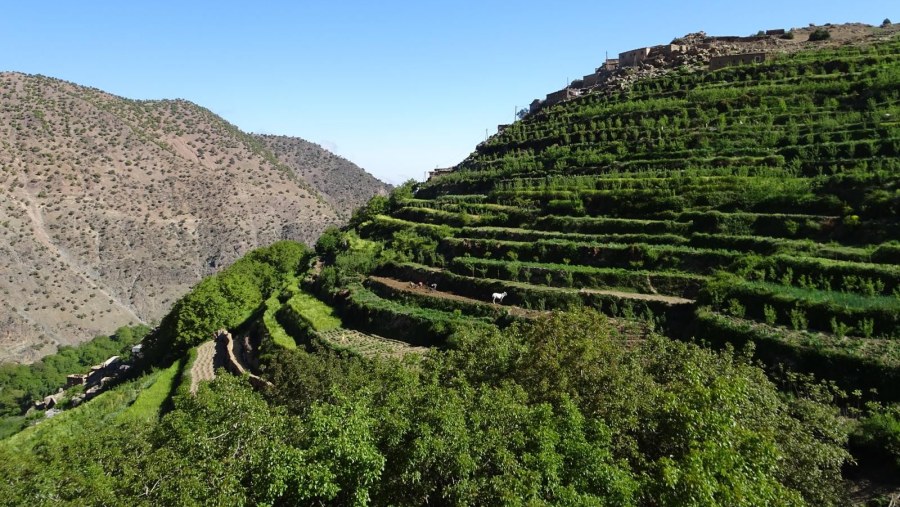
[0,72,389,363]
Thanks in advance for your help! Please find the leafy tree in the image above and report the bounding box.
[387,179,417,212]
[315,226,345,263]
[348,194,389,229]
[446,309,849,504]
[390,229,438,264]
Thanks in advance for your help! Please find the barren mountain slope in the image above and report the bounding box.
[0,72,384,362]
[254,134,390,218]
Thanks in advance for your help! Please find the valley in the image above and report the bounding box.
[0,73,389,362]
[1,20,899,506]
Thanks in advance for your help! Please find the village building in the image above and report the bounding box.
[545,87,580,107]
[426,167,454,181]
[618,47,651,67]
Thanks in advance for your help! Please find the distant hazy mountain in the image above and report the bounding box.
[0,72,389,362]
[255,134,390,219]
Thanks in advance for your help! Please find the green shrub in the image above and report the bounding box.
[851,403,900,471]
[808,29,831,42]
[829,317,852,338]
[315,226,345,263]
[763,304,778,325]
[789,307,808,331]
[726,298,746,318]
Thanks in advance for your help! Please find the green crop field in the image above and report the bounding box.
[349,36,900,400]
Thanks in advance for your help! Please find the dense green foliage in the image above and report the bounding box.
[0,310,851,505]
[144,241,311,363]
[851,403,900,472]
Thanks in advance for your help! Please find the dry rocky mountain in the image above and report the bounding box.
[256,134,389,219]
[0,72,389,363]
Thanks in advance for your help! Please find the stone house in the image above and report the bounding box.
[582,72,602,88]
[545,88,580,107]
[650,44,687,57]
[426,168,453,181]
[619,47,651,67]
[66,374,87,387]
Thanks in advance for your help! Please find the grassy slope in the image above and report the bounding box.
[119,360,184,422]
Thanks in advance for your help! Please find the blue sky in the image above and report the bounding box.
[1,1,896,184]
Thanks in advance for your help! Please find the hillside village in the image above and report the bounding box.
[528,22,900,113]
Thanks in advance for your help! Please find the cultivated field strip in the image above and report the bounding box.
[356,37,900,397]
[316,328,428,359]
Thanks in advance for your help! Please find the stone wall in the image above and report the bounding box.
[709,52,770,70]
[216,329,272,390]
[582,73,602,87]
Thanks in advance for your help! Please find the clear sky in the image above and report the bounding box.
[1,1,896,184]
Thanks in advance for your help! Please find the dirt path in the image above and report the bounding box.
[373,272,693,308]
[369,276,548,319]
[189,340,216,394]
[578,287,693,305]
[370,275,652,344]
[18,193,144,323]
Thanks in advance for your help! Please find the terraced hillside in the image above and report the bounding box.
[345,36,900,399]
[5,26,900,507]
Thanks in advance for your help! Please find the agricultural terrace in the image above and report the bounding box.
[346,37,900,399]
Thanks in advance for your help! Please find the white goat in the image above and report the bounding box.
[491,291,508,304]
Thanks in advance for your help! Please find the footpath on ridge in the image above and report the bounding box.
[370,272,694,307]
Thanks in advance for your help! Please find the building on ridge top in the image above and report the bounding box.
[426,167,454,181]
